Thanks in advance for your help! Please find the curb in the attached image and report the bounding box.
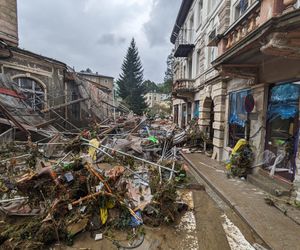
[181,152,271,250]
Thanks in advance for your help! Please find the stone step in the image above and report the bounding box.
[247,169,293,197]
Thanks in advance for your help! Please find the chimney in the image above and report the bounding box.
[0,0,18,46]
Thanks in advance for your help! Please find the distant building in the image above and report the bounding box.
[145,92,165,108]
[78,72,114,117]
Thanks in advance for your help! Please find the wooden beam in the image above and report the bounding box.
[35,118,58,129]
[0,101,30,136]
[41,98,89,113]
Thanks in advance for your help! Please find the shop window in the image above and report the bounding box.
[228,90,250,147]
[16,77,45,111]
[266,83,300,181]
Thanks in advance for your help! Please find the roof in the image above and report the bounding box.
[78,72,114,80]
[170,0,194,44]
[11,47,67,67]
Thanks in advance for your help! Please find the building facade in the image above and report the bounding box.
[145,92,166,108]
[78,72,114,119]
[171,0,300,199]
[171,0,231,160]
[0,0,114,132]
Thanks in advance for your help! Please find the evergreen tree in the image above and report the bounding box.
[158,51,174,94]
[143,80,159,93]
[117,38,147,115]
[164,50,175,83]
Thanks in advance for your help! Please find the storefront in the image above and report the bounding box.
[265,83,300,181]
[228,89,250,148]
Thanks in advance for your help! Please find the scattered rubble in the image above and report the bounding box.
[0,115,200,249]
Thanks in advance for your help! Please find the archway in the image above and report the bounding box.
[14,77,45,111]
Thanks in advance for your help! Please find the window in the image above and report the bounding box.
[208,0,218,13]
[174,105,179,124]
[71,91,80,119]
[194,101,200,118]
[187,102,192,122]
[196,50,201,75]
[16,77,45,111]
[189,15,194,43]
[208,47,217,65]
[197,0,203,28]
[266,83,300,181]
[234,0,249,21]
[228,90,250,147]
[188,58,193,79]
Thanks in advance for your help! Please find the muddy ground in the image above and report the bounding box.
[50,171,267,250]
[1,170,264,250]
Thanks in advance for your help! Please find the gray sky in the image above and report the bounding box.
[17,0,181,83]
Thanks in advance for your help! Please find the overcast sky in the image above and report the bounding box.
[17,0,181,83]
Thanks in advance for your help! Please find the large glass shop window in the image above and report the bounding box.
[266,83,300,181]
[228,90,250,147]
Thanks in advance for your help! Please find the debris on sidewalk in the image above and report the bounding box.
[225,139,254,178]
[0,115,194,249]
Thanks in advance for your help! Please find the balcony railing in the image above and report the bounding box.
[174,29,195,57]
[219,0,299,54]
[172,79,196,94]
[223,1,261,52]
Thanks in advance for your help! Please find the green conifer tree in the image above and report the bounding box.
[117,38,147,115]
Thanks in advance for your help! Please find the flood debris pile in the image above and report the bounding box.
[226,139,254,178]
[0,116,192,249]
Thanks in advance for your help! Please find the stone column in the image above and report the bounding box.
[212,80,227,161]
[249,84,268,168]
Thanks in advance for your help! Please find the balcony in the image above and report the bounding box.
[216,0,299,57]
[221,1,261,53]
[172,79,197,101]
[174,29,195,57]
[213,0,300,80]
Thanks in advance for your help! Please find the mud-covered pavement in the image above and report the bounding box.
[53,171,266,250]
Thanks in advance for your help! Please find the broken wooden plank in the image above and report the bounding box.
[0,100,30,136]
[41,98,89,113]
[36,117,59,129]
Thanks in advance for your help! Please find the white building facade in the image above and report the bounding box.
[171,0,231,160]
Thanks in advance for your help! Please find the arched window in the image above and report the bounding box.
[16,77,45,111]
